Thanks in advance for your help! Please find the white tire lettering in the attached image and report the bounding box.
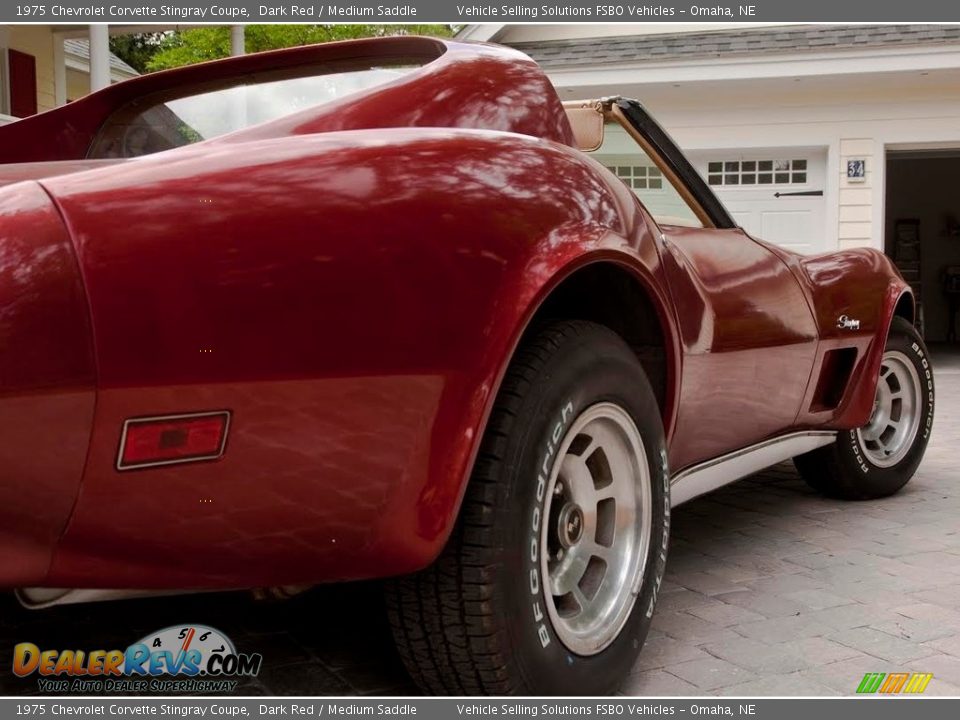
[646,448,670,618]
[529,400,575,650]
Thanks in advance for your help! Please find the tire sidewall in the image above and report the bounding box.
[497,330,669,695]
[838,323,934,494]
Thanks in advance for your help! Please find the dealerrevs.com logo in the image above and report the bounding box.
[13,624,262,693]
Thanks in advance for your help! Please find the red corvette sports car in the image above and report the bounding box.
[0,37,934,695]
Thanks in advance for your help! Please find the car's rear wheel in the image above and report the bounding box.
[385,320,670,695]
[794,317,934,500]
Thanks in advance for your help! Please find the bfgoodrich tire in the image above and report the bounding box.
[794,317,934,500]
[386,320,670,695]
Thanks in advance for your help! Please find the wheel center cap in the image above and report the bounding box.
[557,504,584,548]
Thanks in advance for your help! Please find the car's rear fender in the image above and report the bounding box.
[0,181,97,586]
[37,129,677,588]
[0,160,127,190]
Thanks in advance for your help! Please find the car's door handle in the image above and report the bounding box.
[774,190,824,197]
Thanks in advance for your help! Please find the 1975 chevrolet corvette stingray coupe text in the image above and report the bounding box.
[0,37,935,695]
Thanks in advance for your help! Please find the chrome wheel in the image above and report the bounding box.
[857,350,922,468]
[540,403,652,656]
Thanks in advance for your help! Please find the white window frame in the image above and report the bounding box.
[607,164,665,191]
[706,158,810,188]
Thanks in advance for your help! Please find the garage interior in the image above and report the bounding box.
[885,149,960,351]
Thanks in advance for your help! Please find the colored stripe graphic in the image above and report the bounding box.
[857,672,933,694]
[880,673,909,693]
[904,673,934,694]
[857,673,885,693]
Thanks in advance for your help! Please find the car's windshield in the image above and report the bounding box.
[88,64,419,159]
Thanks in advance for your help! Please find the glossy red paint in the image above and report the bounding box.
[764,241,912,429]
[659,226,818,469]
[0,160,125,189]
[36,130,670,588]
[0,38,912,591]
[0,182,96,585]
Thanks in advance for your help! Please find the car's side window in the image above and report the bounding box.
[591,122,705,228]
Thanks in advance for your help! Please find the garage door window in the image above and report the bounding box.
[591,123,704,227]
[708,159,807,186]
[607,165,664,190]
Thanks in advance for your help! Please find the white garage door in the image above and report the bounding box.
[691,150,828,255]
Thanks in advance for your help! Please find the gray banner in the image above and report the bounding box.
[5,0,960,24]
[1,699,959,719]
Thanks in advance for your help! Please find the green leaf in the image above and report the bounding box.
[144,24,456,72]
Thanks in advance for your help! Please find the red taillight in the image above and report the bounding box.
[118,411,230,470]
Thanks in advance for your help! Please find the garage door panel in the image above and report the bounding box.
[729,210,754,229]
[691,149,827,255]
[761,209,816,249]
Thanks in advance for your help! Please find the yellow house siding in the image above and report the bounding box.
[8,26,55,113]
[66,67,90,103]
[837,138,875,249]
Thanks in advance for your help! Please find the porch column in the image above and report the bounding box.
[53,35,66,106]
[88,24,110,91]
[230,25,245,56]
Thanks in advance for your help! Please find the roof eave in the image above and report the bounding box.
[539,43,960,87]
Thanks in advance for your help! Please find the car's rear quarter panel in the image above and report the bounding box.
[0,182,96,585]
[38,130,671,588]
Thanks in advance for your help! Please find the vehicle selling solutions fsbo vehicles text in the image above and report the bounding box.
[454,5,756,18]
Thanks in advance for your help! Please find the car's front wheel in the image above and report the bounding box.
[794,317,934,500]
[386,320,670,695]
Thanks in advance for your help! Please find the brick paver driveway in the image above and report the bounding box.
[3,351,958,697]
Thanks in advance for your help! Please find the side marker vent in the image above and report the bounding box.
[117,411,230,471]
[809,348,858,413]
